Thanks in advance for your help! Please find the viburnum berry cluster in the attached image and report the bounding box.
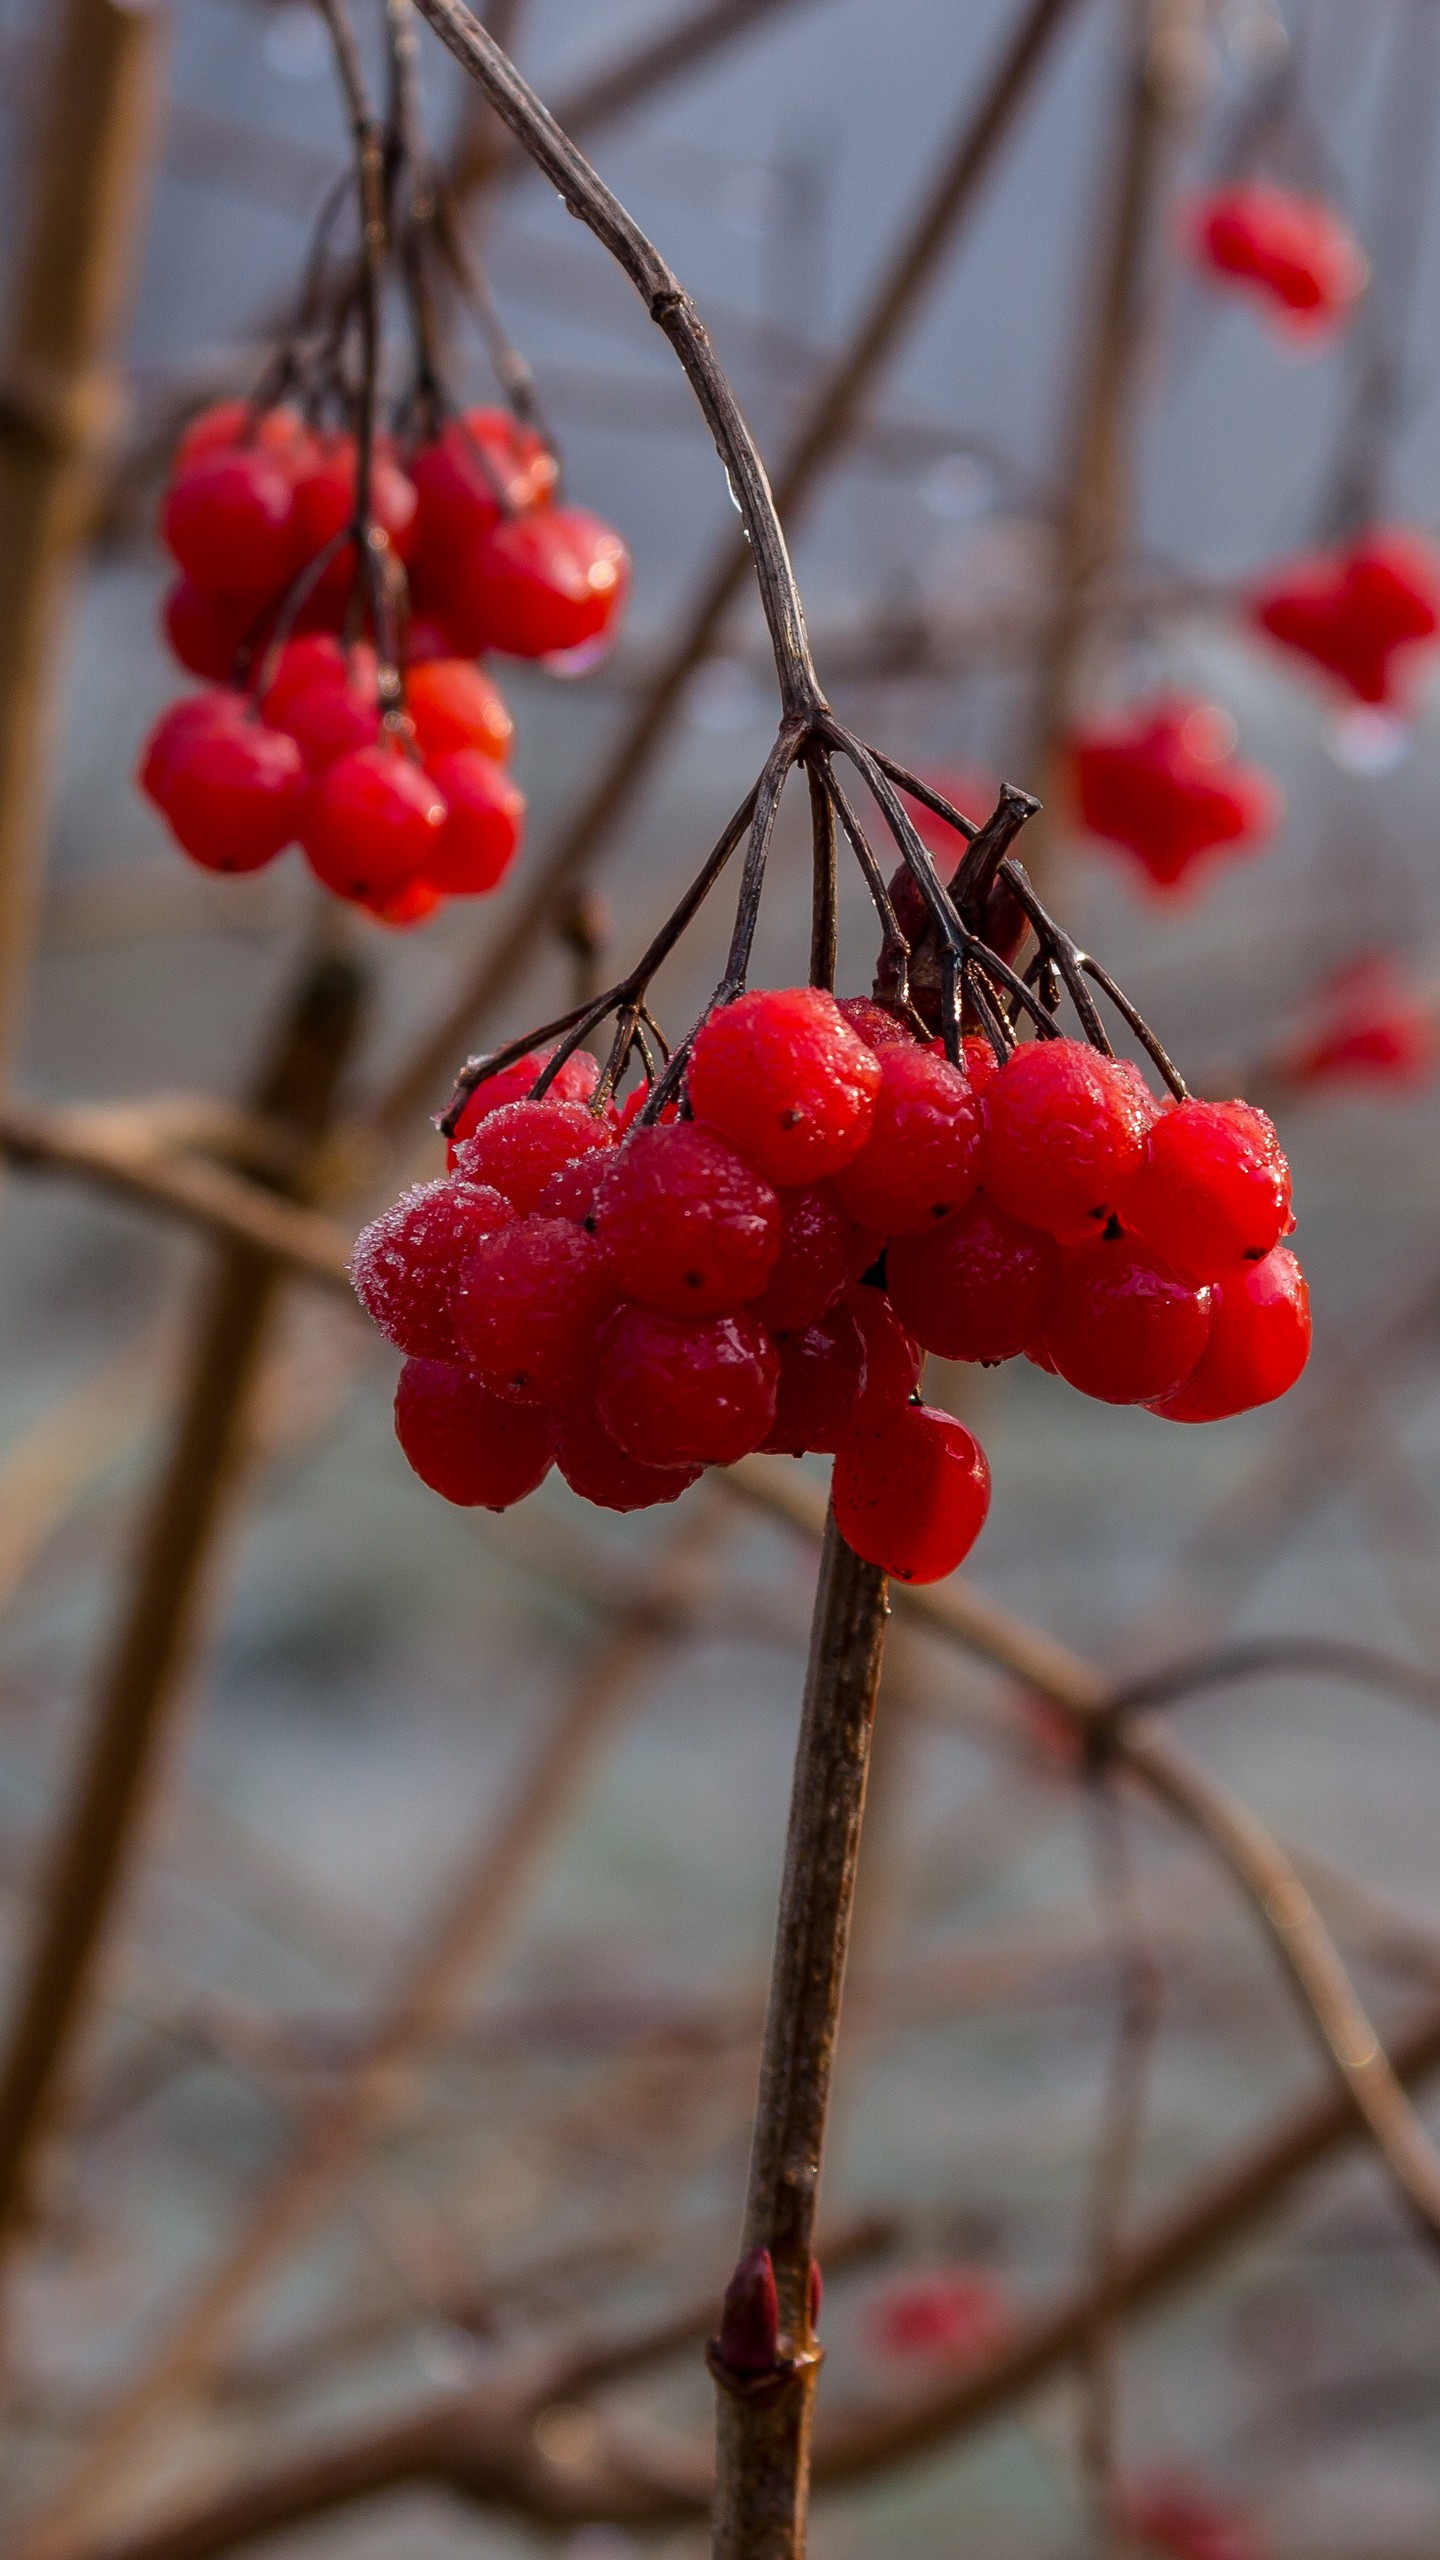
[1189,178,1366,340]
[134,6,628,925]
[351,743,1311,1587]
[1250,526,1440,709]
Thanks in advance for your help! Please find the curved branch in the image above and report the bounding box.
[411,0,823,716]
[1106,1634,1440,1725]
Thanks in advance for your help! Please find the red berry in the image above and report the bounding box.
[961,1036,1002,1098]
[174,400,313,475]
[833,1403,990,1583]
[842,1282,922,1430]
[456,506,630,659]
[1279,952,1440,1092]
[163,578,268,680]
[835,996,916,1052]
[828,1044,982,1234]
[406,658,513,761]
[557,1400,701,1512]
[1252,528,1440,708]
[1121,1099,1292,1284]
[1191,181,1365,337]
[688,987,882,1186]
[424,747,525,894]
[394,1356,557,1508]
[145,702,304,873]
[279,669,381,771]
[750,1184,877,1331]
[300,744,446,901]
[1045,1237,1213,1405]
[363,879,444,929]
[260,635,377,730]
[981,1038,1151,1238]
[408,409,558,582]
[537,1153,612,1223]
[1072,699,1280,896]
[1148,1244,1310,1422]
[887,1191,1059,1363]
[451,1096,615,1214]
[594,1305,778,1467]
[289,435,416,579]
[593,1125,781,1318]
[447,1049,603,1157]
[349,1178,513,1361]
[452,1215,615,1402]
[761,1301,867,1454]
[138,688,246,805]
[868,2267,1010,2363]
[162,448,300,596]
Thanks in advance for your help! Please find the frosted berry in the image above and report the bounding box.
[537,1152,612,1224]
[961,1035,1002,1098]
[424,747,525,894]
[406,658,513,762]
[688,987,882,1186]
[1148,1244,1310,1422]
[162,448,300,596]
[452,1216,615,1403]
[348,1178,513,1362]
[593,1125,780,1317]
[300,744,446,901]
[833,1403,990,1583]
[887,1192,1059,1364]
[145,702,303,873]
[761,1301,868,1455]
[451,1096,615,1214]
[981,1037,1151,1238]
[1045,1237,1213,1405]
[458,505,630,659]
[394,1356,557,1508]
[447,1048,602,1155]
[842,1282,922,1431]
[594,1305,778,1468]
[750,1184,877,1331]
[557,1400,702,1512]
[828,1043,982,1234]
[1121,1098,1292,1284]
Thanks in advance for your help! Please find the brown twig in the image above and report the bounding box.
[0,0,167,1070]
[709,1515,888,2560]
[0,955,366,2269]
[370,0,1083,1137]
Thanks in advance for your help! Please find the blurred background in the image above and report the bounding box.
[2,2,1440,2554]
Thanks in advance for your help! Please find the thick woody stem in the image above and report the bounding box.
[709,1514,889,2560]
[411,0,824,720]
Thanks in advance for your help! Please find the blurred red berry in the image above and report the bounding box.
[162,447,300,596]
[1191,180,1365,337]
[868,2266,1010,2362]
[424,747,525,894]
[406,657,513,761]
[1277,952,1440,1091]
[1071,699,1281,895]
[1251,529,1440,706]
[300,743,446,900]
[144,700,304,873]
[454,505,630,659]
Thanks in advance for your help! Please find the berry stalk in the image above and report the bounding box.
[709,1514,889,2560]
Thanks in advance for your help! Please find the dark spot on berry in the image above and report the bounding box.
[1102,1213,1124,1241]
[780,1107,802,1128]
[685,1270,703,1288]
[1243,1245,1265,1259]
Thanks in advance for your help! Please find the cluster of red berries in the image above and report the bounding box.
[1250,527,1440,708]
[159,397,628,677]
[1190,180,1366,339]
[351,989,1311,1585]
[1070,698,1281,896]
[866,2265,1010,2364]
[140,398,630,922]
[1122,2472,1267,2560]
[139,637,524,924]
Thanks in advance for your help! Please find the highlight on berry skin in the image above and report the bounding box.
[350,784,1312,1585]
